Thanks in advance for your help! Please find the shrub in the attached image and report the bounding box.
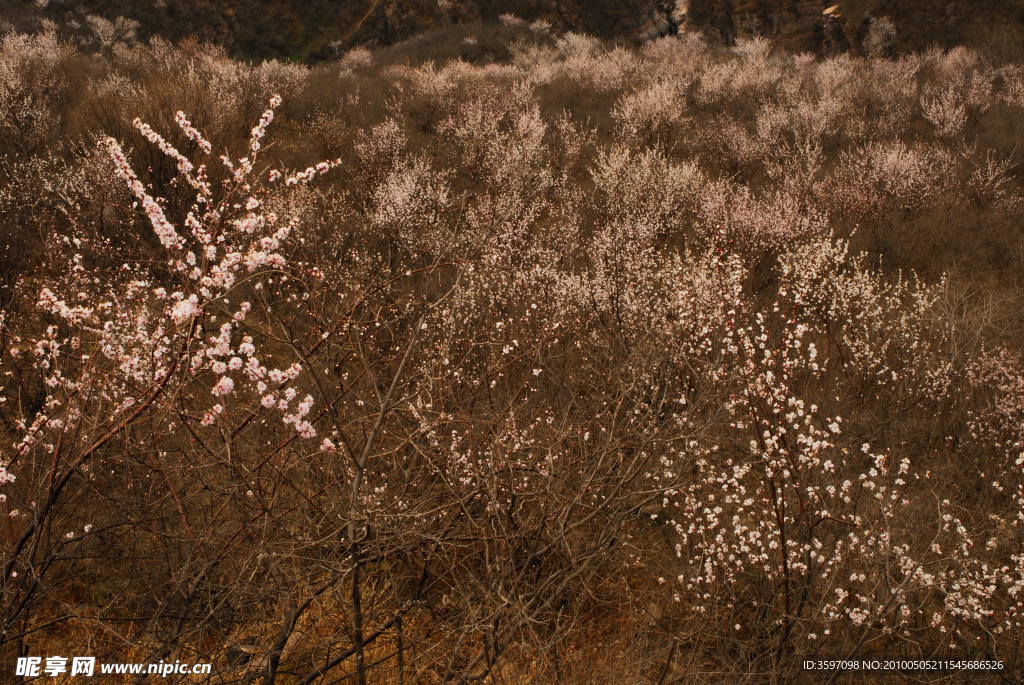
[2,28,1024,684]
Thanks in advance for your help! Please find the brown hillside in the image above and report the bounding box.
[1,0,1023,61]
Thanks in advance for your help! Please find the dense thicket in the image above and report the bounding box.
[4,27,1024,684]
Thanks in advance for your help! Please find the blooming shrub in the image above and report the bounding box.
[2,28,1024,684]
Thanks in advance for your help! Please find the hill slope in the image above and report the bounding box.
[1,0,1023,60]
[0,0,667,61]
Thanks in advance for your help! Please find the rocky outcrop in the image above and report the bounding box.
[636,11,674,41]
[8,0,1023,60]
[580,0,674,42]
[671,0,691,25]
[658,0,835,47]
[676,0,1024,54]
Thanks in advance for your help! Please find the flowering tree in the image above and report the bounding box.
[3,29,1024,684]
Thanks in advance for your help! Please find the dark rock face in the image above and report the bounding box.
[4,0,1024,59]
[681,1,1024,54]
[683,0,832,47]
[583,0,674,41]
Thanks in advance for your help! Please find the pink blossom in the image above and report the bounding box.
[175,111,212,154]
[211,376,234,396]
[250,95,282,151]
[170,295,199,324]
